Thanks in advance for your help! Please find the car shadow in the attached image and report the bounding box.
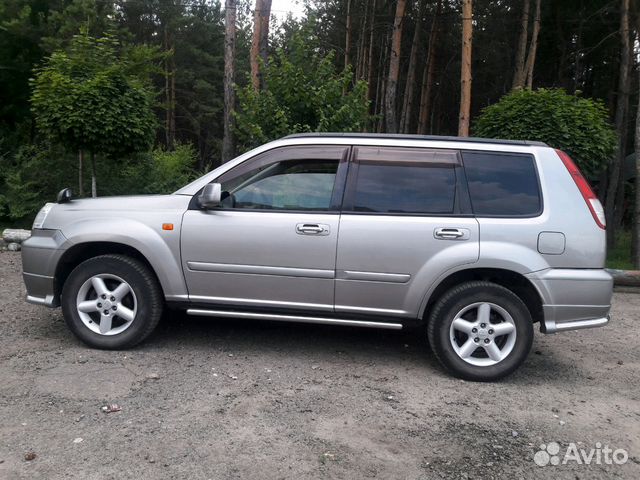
[138,310,580,384]
[151,310,428,359]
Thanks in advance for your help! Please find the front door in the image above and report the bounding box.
[181,145,349,312]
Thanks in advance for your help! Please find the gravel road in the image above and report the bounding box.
[0,251,639,479]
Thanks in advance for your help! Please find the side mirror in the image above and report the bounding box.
[57,188,73,204]
[199,183,222,209]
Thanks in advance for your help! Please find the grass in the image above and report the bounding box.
[607,230,634,270]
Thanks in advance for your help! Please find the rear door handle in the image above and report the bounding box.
[434,228,469,240]
[296,223,330,236]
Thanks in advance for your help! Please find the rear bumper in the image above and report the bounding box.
[541,315,609,334]
[525,268,613,334]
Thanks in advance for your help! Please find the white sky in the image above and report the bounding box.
[267,0,306,21]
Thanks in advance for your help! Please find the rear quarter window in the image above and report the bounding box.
[462,151,541,216]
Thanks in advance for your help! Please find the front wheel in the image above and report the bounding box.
[61,254,163,349]
[427,281,533,381]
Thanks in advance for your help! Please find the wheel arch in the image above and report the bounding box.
[55,242,163,300]
[420,268,544,326]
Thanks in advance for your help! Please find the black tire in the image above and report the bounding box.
[427,281,533,381]
[61,254,163,349]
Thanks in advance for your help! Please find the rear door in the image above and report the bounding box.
[181,145,349,312]
[334,146,480,318]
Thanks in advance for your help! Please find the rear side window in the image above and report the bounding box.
[462,151,541,216]
[347,147,459,214]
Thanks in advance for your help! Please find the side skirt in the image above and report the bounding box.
[186,308,404,330]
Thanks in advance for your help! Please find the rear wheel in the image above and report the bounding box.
[61,254,163,349]
[427,281,533,381]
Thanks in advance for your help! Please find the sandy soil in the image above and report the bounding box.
[0,252,638,479]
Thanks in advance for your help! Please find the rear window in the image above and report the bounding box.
[462,151,541,216]
[348,147,458,214]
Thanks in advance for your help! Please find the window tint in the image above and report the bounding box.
[462,151,541,216]
[349,148,458,214]
[221,159,338,211]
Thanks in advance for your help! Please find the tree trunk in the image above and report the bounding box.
[259,0,272,67]
[90,152,97,198]
[356,0,368,79]
[400,0,424,133]
[384,0,407,133]
[164,26,171,147]
[458,0,473,137]
[169,52,176,148]
[164,26,176,149]
[374,28,386,125]
[512,0,530,90]
[573,6,585,92]
[417,0,443,135]
[634,17,640,267]
[250,0,264,90]
[605,0,631,249]
[222,0,236,163]
[78,150,84,197]
[614,31,635,232]
[366,0,377,103]
[524,0,541,89]
[345,0,352,70]
[635,115,640,267]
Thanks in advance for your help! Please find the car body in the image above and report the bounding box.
[22,133,613,380]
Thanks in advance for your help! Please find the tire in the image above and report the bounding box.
[61,254,163,349]
[427,281,533,381]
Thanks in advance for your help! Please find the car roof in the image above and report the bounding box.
[283,132,548,147]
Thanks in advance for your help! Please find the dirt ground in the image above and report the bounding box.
[0,252,639,480]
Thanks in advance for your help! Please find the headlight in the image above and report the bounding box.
[32,203,55,229]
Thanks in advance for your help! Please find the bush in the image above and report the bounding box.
[113,144,200,195]
[0,144,76,224]
[473,88,617,178]
[0,143,199,226]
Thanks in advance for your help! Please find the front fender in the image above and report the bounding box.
[61,217,187,299]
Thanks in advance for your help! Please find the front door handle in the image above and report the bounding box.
[434,227,469,240]
[296,223,330,236]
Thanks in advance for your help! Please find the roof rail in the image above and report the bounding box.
[282,132,548,147]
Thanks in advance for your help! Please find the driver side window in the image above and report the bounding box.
[216,146,347,211]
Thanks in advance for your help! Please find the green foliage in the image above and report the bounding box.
[0,147,43,221]
[109,144,200,196]
[0,143,199,225]
[473,88,617,178]
[606,229,632,270]
[0,0,49,146]
[30,30,157,158]
[235,29,372,151]
[0,144,75,222]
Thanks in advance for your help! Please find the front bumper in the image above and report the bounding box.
[21,229,68,308]
[24,273,59,307]
[525,268,613,334]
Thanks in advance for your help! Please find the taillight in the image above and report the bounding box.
[555,149,606,229]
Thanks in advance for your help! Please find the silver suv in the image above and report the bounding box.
[22,134,613,381]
